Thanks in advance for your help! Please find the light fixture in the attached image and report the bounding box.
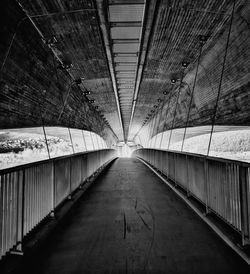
[182,61,189,68]
[199,35,209,45]
[163,91,167,95]
[171,78,177,84]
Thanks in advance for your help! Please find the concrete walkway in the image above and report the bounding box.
[16,158,249,273]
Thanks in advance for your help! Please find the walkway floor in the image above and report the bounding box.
[16,158,249,273]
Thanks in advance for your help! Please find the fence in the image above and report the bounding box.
[0,149,117,259]
[133,148,250,246]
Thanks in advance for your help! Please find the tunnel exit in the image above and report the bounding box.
[117,141,138,157]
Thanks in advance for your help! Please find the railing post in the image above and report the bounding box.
[10,170,24,255]
[166,151,169,178]
[11,169,25,255]
[186,155,190,197]
[50,161,55,218]
[239,166,250,246]
[68,158,72,200]
[174,153,177,187]
[204,158,210,215]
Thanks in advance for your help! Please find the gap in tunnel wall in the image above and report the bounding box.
[135,125,250,163]
[0,126,108,170]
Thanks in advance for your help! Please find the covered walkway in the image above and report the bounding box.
[14,158,249,273]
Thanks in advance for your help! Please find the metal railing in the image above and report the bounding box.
[0,149,117,259]
[133,148,250,246]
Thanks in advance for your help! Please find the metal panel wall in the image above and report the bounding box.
[133,148,250,246]
[54,159,71,207]
[24,163,54,235]
[0,171,20,259]
[0,149,117,259]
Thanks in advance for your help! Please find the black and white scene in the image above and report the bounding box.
[1,0,250,273]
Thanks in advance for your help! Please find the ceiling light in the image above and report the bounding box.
[171,79,177,84]
[199,35,209,45]
[182,61,189,68]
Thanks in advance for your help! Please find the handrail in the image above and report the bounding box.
[0,149,117,259]
[148,148,250,167]
[0,149,111,174]
[133,148,250,246]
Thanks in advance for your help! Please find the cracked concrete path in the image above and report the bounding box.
[15,158,249,273]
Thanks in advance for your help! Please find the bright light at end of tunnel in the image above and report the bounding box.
[120,144,132,158]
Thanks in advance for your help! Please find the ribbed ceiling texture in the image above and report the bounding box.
[1,0,250,144]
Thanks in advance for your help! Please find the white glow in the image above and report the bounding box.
[120,144,132,157]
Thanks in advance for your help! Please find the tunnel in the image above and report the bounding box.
[1,0,250,273]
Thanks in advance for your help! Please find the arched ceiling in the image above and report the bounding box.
[1,0,250,144]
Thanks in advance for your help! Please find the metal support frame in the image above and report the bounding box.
[168,73,185,149]
[96,0,125,140]
[150,115,157,147]
[128,0,158,141]
[181,42,204,151]
[1,149,117,259]
[239,167,250,246]
[133,148,250,247]
[159,86,175,149]
[95,134,99,149]
[207,0,236,156]
[68,128,75,154]
[154,101,165,148]
[90,132,95,150]
[146,118,153,147]
[42,125,51,159]
[82,130,88,151]
[57,81,75,122]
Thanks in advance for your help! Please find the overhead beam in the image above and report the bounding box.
[127,0,158,140]
[96,0,125,141]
